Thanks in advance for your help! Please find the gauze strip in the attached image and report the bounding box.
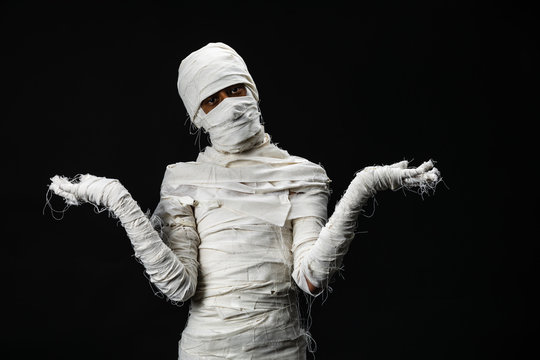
[294,160,441,292]
[177,42,259,125]
[48,175,200,303]
[161,137,330,226]
[156,140,330,358]
[195,95,265,154]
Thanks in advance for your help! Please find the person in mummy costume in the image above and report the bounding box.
[48,42,441,359]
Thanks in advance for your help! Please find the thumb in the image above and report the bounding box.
[49,175,80,205]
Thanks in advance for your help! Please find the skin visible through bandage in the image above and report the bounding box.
[48,42,441,360]
[200,83,247,113]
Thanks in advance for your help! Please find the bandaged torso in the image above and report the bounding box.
[155,136,330,359]
[46,41,440,360]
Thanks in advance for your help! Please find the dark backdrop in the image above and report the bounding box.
[2,1,537,359]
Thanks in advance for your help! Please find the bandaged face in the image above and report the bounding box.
[196,84,264,153]
[200,83,247,114]
[177,43,265,153]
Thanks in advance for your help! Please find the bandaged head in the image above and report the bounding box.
[177,42,265,153]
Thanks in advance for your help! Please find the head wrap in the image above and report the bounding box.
[177,42,259,126]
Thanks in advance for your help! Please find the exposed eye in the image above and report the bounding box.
[228,84,246,96]
[204,95,219,106]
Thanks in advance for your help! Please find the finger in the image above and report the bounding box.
[49,176,80,205]
[402,160,434,178]
[403,167,440,185]
[426,167,440,182]
[50,175,77,193]
[389,160,409,169]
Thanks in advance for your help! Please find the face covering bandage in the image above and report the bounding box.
[177,42,259,127]
[195,95,265,153]
[46,41,442,360]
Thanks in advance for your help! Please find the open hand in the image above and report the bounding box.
[48,174,126,209]
[360,160,440,193]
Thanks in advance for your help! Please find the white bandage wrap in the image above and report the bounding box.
[48,175,200,303]
[295,160,441,292]
[48,42,442,360]
[177,42,259,124]
[48,156,440,359]
[178,42,265,154]
[194,95,265,154]
[157,138,330,358]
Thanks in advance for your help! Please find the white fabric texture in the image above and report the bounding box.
[177,42,259,125]
[48,175,200,302]
[47,41,441,360]
[48,153,440,359]
[154,138,439,358]
[300,160,440,290]
[194,94,265,154]
[157,137,330,358]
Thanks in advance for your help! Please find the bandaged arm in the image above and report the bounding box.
[292,160,440,295]
[48,174,200,303]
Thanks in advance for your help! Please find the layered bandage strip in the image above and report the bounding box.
[48,152,440,359]
[48,174,199,302]
[48,159,440,300]
[177,42,259,124]
[294,160,440,293]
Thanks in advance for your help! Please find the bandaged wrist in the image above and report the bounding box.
[110,192,198,302]
[49,174,198,302]
[296,173,374,292]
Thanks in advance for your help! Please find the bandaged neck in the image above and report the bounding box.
[196,95,265,154]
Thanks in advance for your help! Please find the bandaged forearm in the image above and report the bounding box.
[293,161,440,294]
[49,175,199,302]
[292,172,373,294]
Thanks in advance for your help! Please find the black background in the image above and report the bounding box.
[2,1,538,359]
